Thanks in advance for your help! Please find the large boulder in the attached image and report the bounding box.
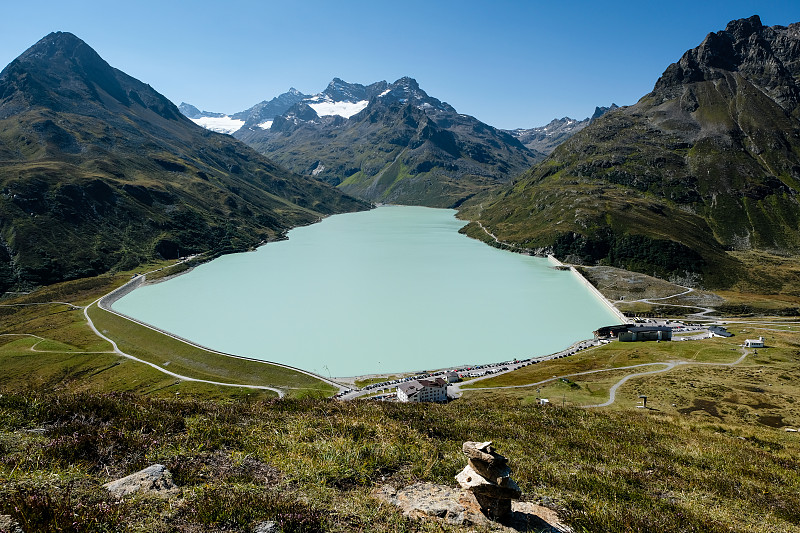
[103,464,178,498]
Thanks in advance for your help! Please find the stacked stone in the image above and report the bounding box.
[455,441,521,520]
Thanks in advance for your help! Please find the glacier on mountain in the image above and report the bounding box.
[308,99,369,118]
[190,116,244,134]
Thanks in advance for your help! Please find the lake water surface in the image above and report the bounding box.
[113,206,619,377]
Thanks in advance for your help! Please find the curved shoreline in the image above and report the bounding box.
[103,211,627,390]
[101,272,349,393]
[106,268,612,391]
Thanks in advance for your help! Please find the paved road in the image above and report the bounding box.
[611,286,717,319]
[340,338,602,401]
[582,363,676,408]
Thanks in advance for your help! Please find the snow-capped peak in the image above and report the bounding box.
[189,115,244,135]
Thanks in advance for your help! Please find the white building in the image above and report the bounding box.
[397,378,448,403]
[745,337,765,348]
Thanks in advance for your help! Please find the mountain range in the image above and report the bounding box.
[506,105,619,155]
[5,16,800,294]
[183,77,545,207]
[466,16,800,288]
[0,32,367,292]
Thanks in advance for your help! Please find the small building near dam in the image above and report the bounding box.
[618,326,672,342]
[744,337,765,348]
[595,324,672,342]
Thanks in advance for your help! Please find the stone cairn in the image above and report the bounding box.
[455,441,521,520]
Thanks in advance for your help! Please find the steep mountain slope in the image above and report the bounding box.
[468,16,800,288]
[508,105,618,155]
[234,77,543,207]
[0,32,367,292]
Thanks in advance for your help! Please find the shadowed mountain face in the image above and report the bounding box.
[0,32,367,291]
[234,77,543,208]
[471,16,800,288]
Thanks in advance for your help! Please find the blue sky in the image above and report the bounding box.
[1,1,798,129]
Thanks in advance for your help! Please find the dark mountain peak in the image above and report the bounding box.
[10,31,115,81]
[0,31,183,122]
[388,76,424,95]
[179,102,202,118]
[20,31,89,59]
[233,88,310,125]
[652,16,800,111]
[321,78,368,102]
[725,14,763,39]
[392,76,420,90]
[590,103,619,121]
[179,102,226,119]
[372,77,457,114]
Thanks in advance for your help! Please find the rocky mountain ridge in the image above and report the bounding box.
[228,76,543,207]
[468,16,800,289]
[507,104,619,155]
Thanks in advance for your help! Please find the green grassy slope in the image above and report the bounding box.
[0,390,798,532]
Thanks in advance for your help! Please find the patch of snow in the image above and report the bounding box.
[257,120,273,130]
[308,100,368,118]
[379,89,391,97]
[190,116,244,135]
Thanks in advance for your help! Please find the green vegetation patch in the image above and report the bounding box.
[87,305,335,398]
[0,390,799,532]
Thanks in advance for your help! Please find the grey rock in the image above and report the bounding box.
[456,464,522,499]
[103,464,178,498]
[375,483,572,531]
[462,440,508,466]
[468,457,513,485]
[254,521,282,533]
[375,482,487,526]
[0,514,23,533]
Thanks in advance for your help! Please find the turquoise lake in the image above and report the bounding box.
[113,206,620,377]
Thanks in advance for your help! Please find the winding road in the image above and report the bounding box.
[452,347,752,408]
[611,286,717,319]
